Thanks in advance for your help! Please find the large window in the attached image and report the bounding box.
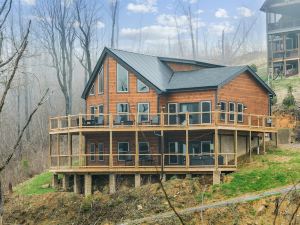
[117,63,128,92]
[90,143,95,161]
[138,103,149,122]
[98,143,104,161]
[237,103,244,122]
[117,103,129,121]
[98,104,104,114]
[168,103,178,125]
[220,101,227,121]
[179,102,199,124]
[201,101,211,124]
[118,142,129,161]
[190,141,212,155]
[137,79,149,92]
[229,102,235,121]
[98,67,104,94]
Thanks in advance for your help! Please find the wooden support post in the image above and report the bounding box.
[135,174,141,188]
[49,134,52,168]
[109,174,116,194]
[109,131,113,168]
[57,134,60,168]
[234,130,238,167]
[263,132,266,154]
[214,129,219,169]
[74,174,81,194]
[84,174,92,196]
[185,130,189,168]
[68,133,72,167]
[79,132,83,166]
[275,132,278,147]
[62,174,70,191]
[52,174,59,189]
[249,131,252,162]
[135,131,139,168]
[160,130,164,174]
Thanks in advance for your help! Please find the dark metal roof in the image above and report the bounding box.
[82,47,275,99]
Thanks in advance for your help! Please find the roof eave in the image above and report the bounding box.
[166,86,218,93]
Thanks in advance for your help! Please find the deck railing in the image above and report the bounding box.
[49,111,277,132]
[49,152,236,169]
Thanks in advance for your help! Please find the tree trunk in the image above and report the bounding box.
[0,179,3,225]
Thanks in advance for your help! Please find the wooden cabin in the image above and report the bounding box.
[49,47,277,195]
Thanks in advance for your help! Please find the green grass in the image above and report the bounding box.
[201,148,300,199]
[15,172,55,195]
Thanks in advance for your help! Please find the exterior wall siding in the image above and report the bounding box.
[166,62,203,72]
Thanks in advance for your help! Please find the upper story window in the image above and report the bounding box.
[237,103,244,122]
[137,79,149,92]
[89,84,95,95]
[229,102,235,121]
[220,101,226,121]
[138,103,149,122]
[117,103,129,121]
[117,63,128,92]
[98,67,104,94]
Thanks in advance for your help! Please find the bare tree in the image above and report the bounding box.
[74,0,102,85]
[35,0,76,115]
[109,0,119,48]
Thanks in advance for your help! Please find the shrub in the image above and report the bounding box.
[282,85,296,109]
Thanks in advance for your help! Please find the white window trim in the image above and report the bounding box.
[118,142,129,161]
[98,104,104,115]
[229,102,235,122]
[220,101,227,121]
[90,143,95,161]
[90,105,96,116]
[138,102,150,122]
[137,79,149,93]
[201,101,212,124]
[237,103,244,123]
[168,103,178,124]
[98,143,104,161]
[168,142,179,165]
[117,63,129,93]
[98,66,104,95]
[89,84,95,96]
[117,103,129,119]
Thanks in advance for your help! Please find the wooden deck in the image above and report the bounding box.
[49,111,277,134]
[49,111,277,174]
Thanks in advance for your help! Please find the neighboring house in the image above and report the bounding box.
[261,0,300,79]
[49,47,277,195]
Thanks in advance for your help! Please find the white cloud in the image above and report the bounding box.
[157,14,205,29]
[237,7,254,17]
[21,0,36,5]
[215,8,229,18]
[208,21,234,36]
[196,9,204,14]
[127,0,157,14]
[121,25,180,40]
[96,21,105,29]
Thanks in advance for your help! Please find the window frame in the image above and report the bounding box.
[137,79,149,93]
[98,66,104,95]
[118,142,129,161]
[168,142,179,165]
[237,103,244,123]
[98,104,104,114]
[201,101,212,124]
[137,102,150,122]
[89,84,95,96]
[220,101,227,121]
[116,63,129,93]
[90,143,95,161]
[168,103,178,125]
[229,102,235,122]
[117,103,129,121]
[98,143,104,161]
[138,142,150,154]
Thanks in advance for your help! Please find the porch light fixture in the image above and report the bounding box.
[243,105,248,110]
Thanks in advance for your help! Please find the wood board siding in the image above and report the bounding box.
[218,72,269,116]
[166,62,203,72]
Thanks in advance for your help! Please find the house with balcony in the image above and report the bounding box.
[261,0,300,79]
[49,47,277,195]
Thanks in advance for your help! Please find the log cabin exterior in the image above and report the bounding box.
[49,47,277,195]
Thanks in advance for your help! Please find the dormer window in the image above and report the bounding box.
[137,79,149,92]
[117,63,128,92]
[89,84,95,95]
